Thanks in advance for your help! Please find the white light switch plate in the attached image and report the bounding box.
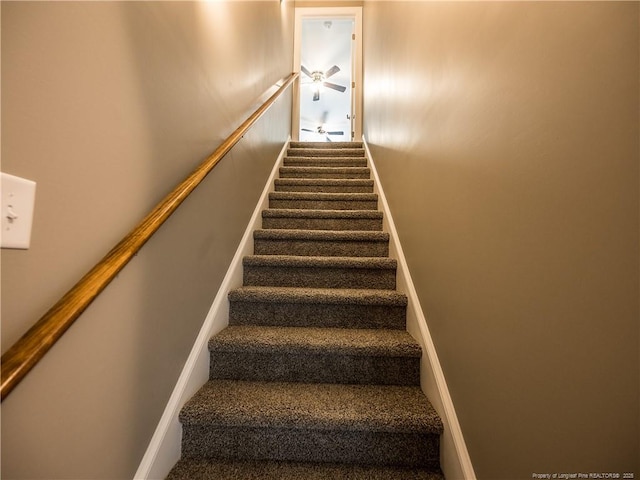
[1,172,37,249]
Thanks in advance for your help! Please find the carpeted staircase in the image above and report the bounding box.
[166,142,445,479]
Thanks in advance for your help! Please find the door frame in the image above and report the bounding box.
[292,6,363,142]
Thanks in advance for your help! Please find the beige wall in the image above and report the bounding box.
[363,2,638,479]
[1,1,294,478]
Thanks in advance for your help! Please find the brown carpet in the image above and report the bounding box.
[167,141,444,479]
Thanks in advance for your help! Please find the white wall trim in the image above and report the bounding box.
[363,137,477,480]
[134,138,290,480]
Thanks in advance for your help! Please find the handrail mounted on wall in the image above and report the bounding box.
[1,72,299,401]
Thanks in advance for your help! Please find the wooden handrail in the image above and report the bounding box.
[1,72,299,401]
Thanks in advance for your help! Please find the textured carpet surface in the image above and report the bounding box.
[275,178,373,193]
[243,254,396,269]
[280,166,371,178]
[180,380,442,433]
[208,326,422,385]
[289,141,363,148]
[228,285,407,305]
[209,325,421,356]
[180,425,440,467]
[254,229,390,257]
[168,142,444,479]
[269,191,378,201]
[254,228,389,242]
[268,191,378,211]
[168,458,444,480]
[262,208,383,231]
[287,148,366,157]
[243,255,397,289]
[283,157,369,167]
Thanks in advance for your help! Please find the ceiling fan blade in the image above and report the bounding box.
[327,131,344,136]
[301,65,313,78]
[326,136,332,142]
[321,110,329,124]
[301,128,314,132]
[323,81,347,93]
[324,65,340,78]
[313,90,320,101]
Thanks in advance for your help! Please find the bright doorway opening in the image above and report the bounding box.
[293,7,362,142]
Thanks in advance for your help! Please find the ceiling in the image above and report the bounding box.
[299,18,353,142]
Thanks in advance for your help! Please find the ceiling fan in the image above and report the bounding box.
[301,125,345,142]
[301,64,347,101]
[301,111,346,142]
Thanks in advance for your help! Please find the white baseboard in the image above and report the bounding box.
[134,138,290,480]
[363,137,476,480]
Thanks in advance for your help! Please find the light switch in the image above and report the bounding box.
[1,172,37,249]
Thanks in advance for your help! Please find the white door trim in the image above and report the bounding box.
[293,6,363,141]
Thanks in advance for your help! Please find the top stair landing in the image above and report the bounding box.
[290,141,363,149]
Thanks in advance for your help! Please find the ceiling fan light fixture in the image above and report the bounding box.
[301,64,346,101]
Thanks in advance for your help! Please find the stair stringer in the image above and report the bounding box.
[134,139,290,480]
[363,137,477,480]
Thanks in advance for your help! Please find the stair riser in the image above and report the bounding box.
[168,458,445,479]
[275,184,373,193]
[181,426,440,468]
[254,239,389,257]
[243,266,396,290]
[283,159,368,167]
[287,148,365,157]
[269,199,378,210]
[262,216,383,231]
[229,301,407,330]
[209,352,420,385]
[280,169,370,179]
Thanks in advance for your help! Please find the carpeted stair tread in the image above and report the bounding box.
[167,458,444,480]
[262,208,383,231]
[279,166,370,179]
[283,157,368,167]
[180,380,443,434]
[290,141,363,149]
[209,326,421,357]
[262,208,382,220]
[287,148,365,157]
[243,255,396,270]
[270,191,377,201]
[254,228,388,242]
[208,326,421,384]
[284,155,367,161]
[228,287,407,330]
[253,228,389,256]
[228,286,407,306]
[275,178,373,187]
[208,327,422,385]
[274,178,374,193]
[243,254,397,289]
[269,191,378,211]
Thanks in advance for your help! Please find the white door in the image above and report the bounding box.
[293,7,362,142]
